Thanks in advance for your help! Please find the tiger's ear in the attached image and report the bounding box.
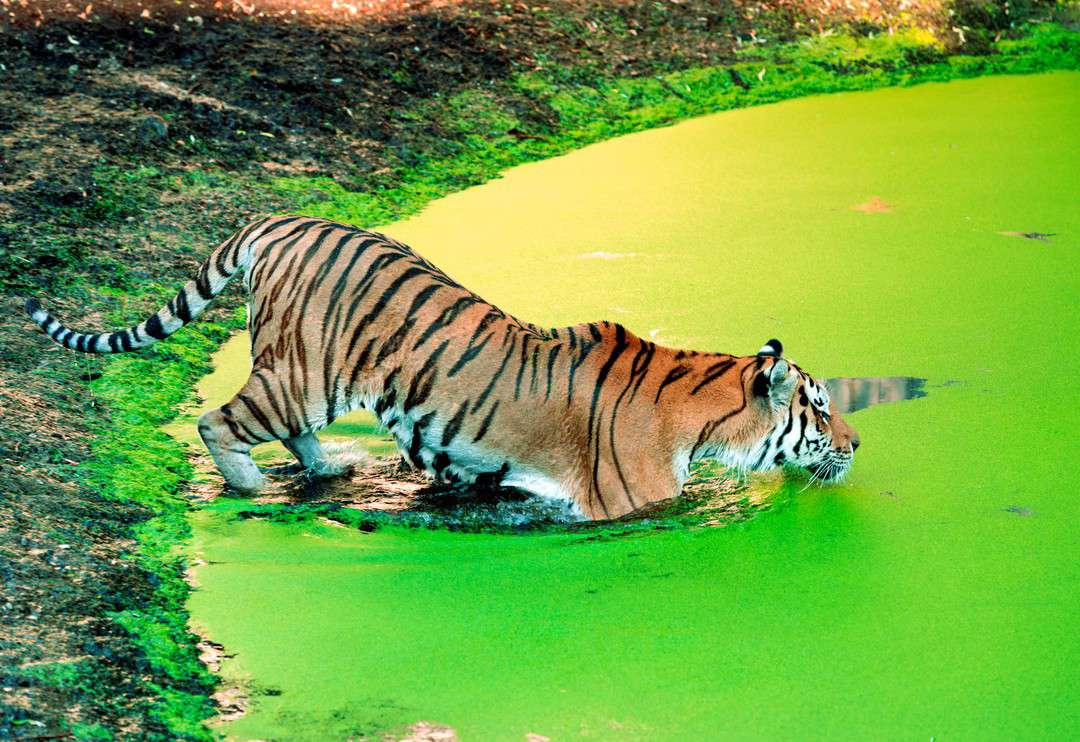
[754,357,797,408]
[757,338,783,357]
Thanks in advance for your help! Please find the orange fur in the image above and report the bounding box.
[27,216,858,519]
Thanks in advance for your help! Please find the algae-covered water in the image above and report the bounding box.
[187,73,1080,741]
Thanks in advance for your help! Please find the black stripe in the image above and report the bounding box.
[346,336,379,397]
[566,335,597,403]
[232,417,267,445]
[544,343,561,401]
[472,400,500,443]
[654,365,690,403]
[691,358,736,395]
[627,342,656,403]
[404,283,443,319]
[587,326,629,504]
[337,251,408,335]
[119,330,133,352]
[369,283,445,367]
[144,314,167,340]
[174,288,193,323]
[108,333,122,352]
[472,340,517,413]
[409,411,436,465]
[345,266,428,359]
[320,236,383,332]
[448,332,494,377]
[605,340,655,503]
[253,371,296,438]
[529,345,541,393]
[465,310,500,347]
[607,408,635,507]
[432,452,453,480]
[373,321,413,367]
[403,339,450,412]
[221,416,258,446]
[751,441,772,470]
[792,412,808,456]
[513,335,534,400]
[411,296,475,351]
[236,393,282,439]
[195,271,214,301]
[589,415,610,519]
[374,375,399,418]
[221,405,265,445]
[441,401,469,447]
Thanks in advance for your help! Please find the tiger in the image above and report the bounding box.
[25,215,860,520]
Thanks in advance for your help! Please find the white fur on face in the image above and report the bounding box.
[747,371,851,482]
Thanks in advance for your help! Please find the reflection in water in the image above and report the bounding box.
[824,376,927,414]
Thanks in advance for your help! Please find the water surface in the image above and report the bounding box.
[187,72,1080,741]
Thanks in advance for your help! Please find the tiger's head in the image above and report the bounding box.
[743,338,859,483]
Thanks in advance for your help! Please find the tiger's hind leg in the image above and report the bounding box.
[197,370,297,494]
[282,432,352,478]
[197,405,269,495]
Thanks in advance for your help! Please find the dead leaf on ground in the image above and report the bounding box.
[851,196,894,213]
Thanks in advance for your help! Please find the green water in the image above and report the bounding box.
[187,73,1080,741]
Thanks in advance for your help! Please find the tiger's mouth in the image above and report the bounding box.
[806,454,852,484]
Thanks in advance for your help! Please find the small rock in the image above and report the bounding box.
[137,114,169,143]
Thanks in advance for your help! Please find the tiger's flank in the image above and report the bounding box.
[26,216,859,519]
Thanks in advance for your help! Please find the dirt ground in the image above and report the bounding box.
[0,0,1064,738]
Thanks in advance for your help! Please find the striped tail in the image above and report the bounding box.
[24,216,276,353]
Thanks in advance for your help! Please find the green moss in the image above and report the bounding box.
[50,307,243,740]
[273,24,1080,230]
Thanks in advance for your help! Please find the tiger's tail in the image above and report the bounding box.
[24,216,279,354]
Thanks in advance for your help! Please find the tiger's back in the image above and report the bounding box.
[239,216,683,516]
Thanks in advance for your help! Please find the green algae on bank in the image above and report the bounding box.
[189,72,1080,741]
[272,24,1080,233]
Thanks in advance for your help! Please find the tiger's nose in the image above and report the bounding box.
[851,435,861,451]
